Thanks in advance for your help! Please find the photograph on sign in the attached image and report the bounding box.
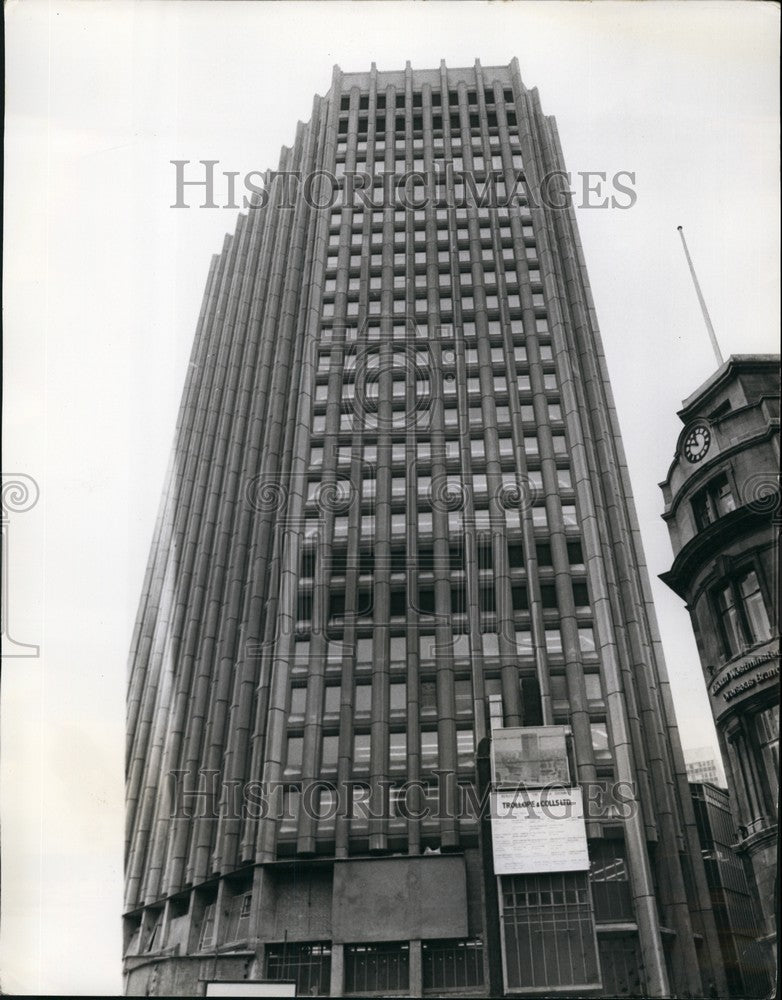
[490,726,571,787]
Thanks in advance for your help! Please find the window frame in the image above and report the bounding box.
[711,564,772,659]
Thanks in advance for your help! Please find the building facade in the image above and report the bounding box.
[690,781,774,998]
[126,60,726,997]
[684,747,725,788]
[660,354,779,968]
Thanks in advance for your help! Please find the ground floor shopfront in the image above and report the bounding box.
[124,848,706,997]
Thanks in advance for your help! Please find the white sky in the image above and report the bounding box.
[2,1,779,994]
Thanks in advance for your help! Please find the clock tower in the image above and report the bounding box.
[660,354,780,989]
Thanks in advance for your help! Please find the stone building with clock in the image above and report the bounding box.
[660,353,779,965]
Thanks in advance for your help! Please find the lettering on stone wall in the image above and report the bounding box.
[710,646,778,697]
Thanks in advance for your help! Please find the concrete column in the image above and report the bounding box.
[420,82,458,852]
[255,79,339,864]
[329,943,345,998]
[247,866,271,979]
[492,79,553,726]
[409,940,423,997]
[364,81,399,856]
[329,75,375,860]
[297,87,360,857]
[125,229,238,906]
[127,227,244,907]
[510,67,670,997]
[439,63,488,758]
[179,195,279,886]
[125,248,220,762]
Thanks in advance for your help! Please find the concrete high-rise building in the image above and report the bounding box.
[125,60,726,997]
[660,354,779,969]
[684,746,726,788]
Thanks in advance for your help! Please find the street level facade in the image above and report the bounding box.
[661,354,780,971]
[126,60,727,997]
[690,781,773,998]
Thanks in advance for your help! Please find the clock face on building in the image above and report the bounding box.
[683,424,711,463]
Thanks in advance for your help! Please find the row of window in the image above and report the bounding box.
[315,373,553,402]
[283,721,609,780]
[330,205,532,230]
[326,204,528,228]
[316,343,553,374]
[297,583,590,626]
[305,474,568,501]
[284,729,475,777]
[312,398,562,428]
[337,112,517,137]
[337,148,524,168]
[334,155,519,178]
[298,538,584,573]
[324,265,539,295]
[326,223,534,251]
[312,404,563,436]
[322,296,535,321]
[300,543,586,588]
[302,503,574,533]
[309,416,561,445]
[317,319,547,344]
[313,405,561,435]
[298,584,587,622]
[340,87,515,112]
[311,445,562,474]
[289,627,597,661]
[267,936,485,995]
[308,457,570,496]
[287,671,605,722]
[321,297,537,321]
[313,394,556,423]
[300,508,577,542]
[280,718,613,788]
[323,277,537,303]
[322,291,535,317]
[312,403,559,433]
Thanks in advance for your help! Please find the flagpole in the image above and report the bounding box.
[677,226,725,367]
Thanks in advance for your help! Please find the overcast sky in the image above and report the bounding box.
[3,1,779,994]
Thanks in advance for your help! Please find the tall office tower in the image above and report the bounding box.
[125,60,726,997]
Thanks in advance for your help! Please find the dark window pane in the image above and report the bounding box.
[267,941,332,997]
[501,872,599,990]
[345,942,409,994]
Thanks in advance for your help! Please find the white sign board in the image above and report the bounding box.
[491,787,589,874]
[205,983,296,997]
